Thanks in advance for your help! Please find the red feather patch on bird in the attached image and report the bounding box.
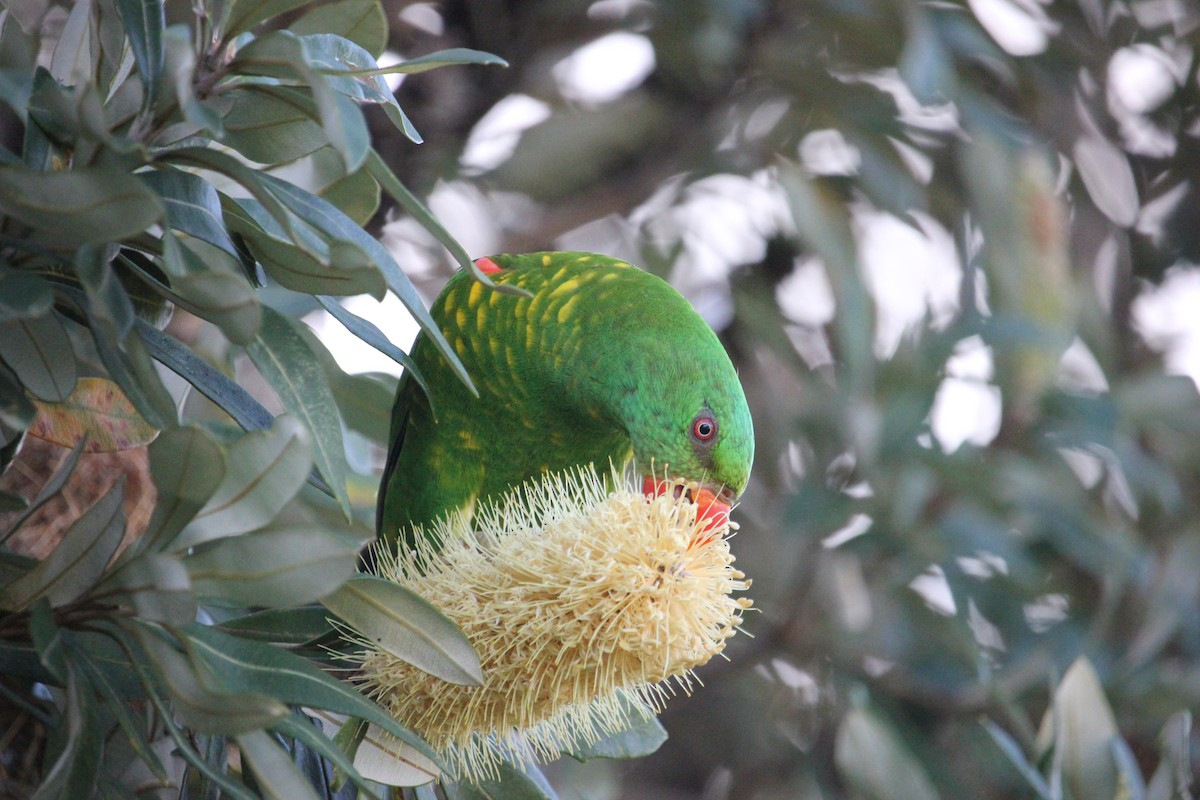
[475,257,504,275]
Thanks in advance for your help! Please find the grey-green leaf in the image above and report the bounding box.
[321,575,482,686]
[834,706,941,800]
[176,414,313,548]
[113,0,163,104]
[0,480,125,611]
[0,166,163,246]
[136,425,226,554]
[245,306,352,516]
[141,168,238,256]
[183,525,358,607]
[0,311,77,402]
[236,729,323,800]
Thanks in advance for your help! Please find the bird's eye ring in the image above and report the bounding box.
[692,416,717,442]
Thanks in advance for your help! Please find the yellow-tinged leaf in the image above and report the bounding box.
[29,377,160,452]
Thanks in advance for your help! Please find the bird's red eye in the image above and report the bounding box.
[692,416,717,442]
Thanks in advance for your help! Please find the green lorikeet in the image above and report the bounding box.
[376,251,754,545]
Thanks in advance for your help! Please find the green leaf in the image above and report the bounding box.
[133,624,288,734]
[48,0,96,87]
[0,166,163,247]
[30,598,66,682]
[77,296,176,430]
[981,719,1053,799]
[568,699,667,761]
[135,425,226,554]
[245,306,352,516]
[337,47,508,77]
[113,0,163,104]
[222,85,328,164]
[835,706,941,800]
[1146,712,1192,800]
[186,624,440,762]
[289,0,387,57]
[221,0,311,39]
[0,311,77,402]
[154,236,262,344]
[183,525,359,607]
[273,714,375,797]
[446,761,559,800]
[0,480,126,611]
[101,552,195,625]
[0,438,85,546]
[332,371,395,442]
[34,661,103,800]
[161,23,222,136]
[0,271,54,321]
[135,321,275,430]
[75,243,135,341]
[215,605,334,645]
[236,729,323,800]
[316,296,426,391]
[141,168,238,256]
[321,575,482,686]
[176,414,313,548]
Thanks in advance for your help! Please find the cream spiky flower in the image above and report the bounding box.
[350,465,753,784]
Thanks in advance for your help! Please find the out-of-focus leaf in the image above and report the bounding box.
[445,761,559,800]
[28,376,158,451]
[215,605,334,644]
[332,371,395,442]
[1112,735,1147,800]
[135,425,225,554]
[176,415,312,548]
[318,162,379,225]
[30,598,66,681]
[0,312,77,401]
[0,271,54,321]
[136,321,274,430]
[321,575,482,686]
[835,706,941,800]
[246,306,352,516]
[48,0,95,86]
[236,729,323,800]
[161,23,222,136]
[0,166,162,246]
[1036,657,1119,800]
[141,168,237,257]
[134,625,288,734]
[1145,711,1193,800]
[0,438,85,545]
[187,624,439,761]
[0,363,35,430]
[184,525,358,607]
[289,0,387,57]
[981,719,1053,799]
[113,0,163,104]
[1073,130,1139,227]
[0,480,125,611]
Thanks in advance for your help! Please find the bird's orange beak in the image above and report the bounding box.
[642,477,733,532]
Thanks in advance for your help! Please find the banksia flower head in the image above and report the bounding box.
[352,465,753,783]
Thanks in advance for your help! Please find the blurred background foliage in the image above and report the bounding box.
[3,0,1200,797]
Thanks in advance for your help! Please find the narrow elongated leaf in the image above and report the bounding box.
[81,303,176,430]
[135,425,225,554]
[0,481,125,611]
[0,271,54,321]
[30,598,66,682]
[113,0,163,104]
[332,47,508,76]
[273,714,375,797]
[140,168,238,256]
[1037,657,1119,800]
[0,312,77,401]
[316,295,425,390]
[236,729,323,800]
[34,661,103,800]
[162,23,222,135]
[136,321,275,431]
[321,575,482,686]
[29,376,159,451]
[76,244,135,341]
[187,624,440,761]
[215,606,333,644]
[102,552,195,625]
[184,525,358,607]
[48,0,95,86]
[176,415,312,548]
[0,166,162,246]
[155,236,262,344]
[982,720,1053,799]
[246,306,352,516]
[134,625,288,734]
[310,712,439,788]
